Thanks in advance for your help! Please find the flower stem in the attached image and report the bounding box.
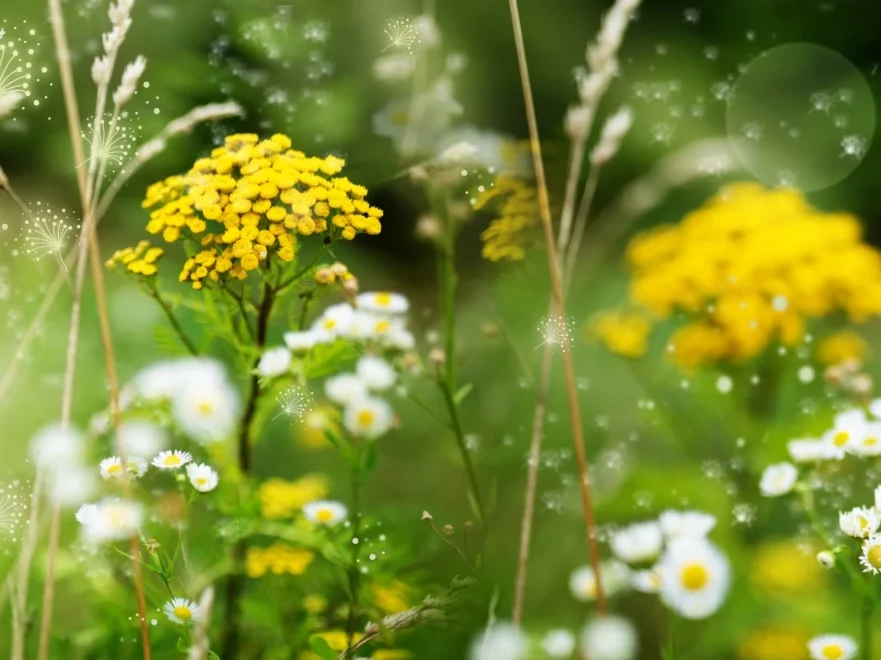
[148,287,198,355]
[221,281,275,658]
[345,455,363,656]
[862,593,873,660]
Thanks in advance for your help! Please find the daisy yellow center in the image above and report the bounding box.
[107,464,123,475]
[173,605,192,621]
[822,644,843,659]
[316,508,334,522]
[196,477,208,486]
[866,437,878,446]
[197,400,214,415]
[680,563,709,591]
[833,431,850,447]
[108,511,124,527]
[375,320,391,333]
[867,545,881,569]
[357,410,375,427]
[859,516,870,530]
[391,110,409,126]
[163,455,182,467]
[324,319,337,330]
[375,293,392,307]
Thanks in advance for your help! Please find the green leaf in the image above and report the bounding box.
[176,637,189,653]
[303,339,362,379]
[308,635,338,660]
[453,382,473,405]
[208,652,220,660]
[152,324,191,357]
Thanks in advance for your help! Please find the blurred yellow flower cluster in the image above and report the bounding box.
[590,310,652,358]
[370,580,413,614]
[138,133,383,290]
[817,329,869,366]
[298,406,341,450]
[245,543,314,578]
[258,474,329,519]
[311,631,364,653]
[749,540,824,596]
[105,240,163,277]
[474,175,538,261]
[597,183,881,368]
[737,626,809,660]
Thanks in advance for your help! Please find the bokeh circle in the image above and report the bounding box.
[726,43,875,191]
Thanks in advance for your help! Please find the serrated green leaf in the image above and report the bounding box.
[152,324,191,357]
[453,382,473,405]
[304,339,362,379]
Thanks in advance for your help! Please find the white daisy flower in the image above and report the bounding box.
[311,303,355,341]
[125,358,226,405]
[255,346,292,379]
[163,597,203,625]
[658,510,717,540]
[284,330,318,352]
[172,381,239,444]
[356,355,397,391]
[468,622,527,660]
[787,438,833,463]
[387,329,416,351]
[568,561,630,602]
[99,457,126,480]
[630,567,662,593]
[373,53,416,82]
[853,421,881,457]
[860,535,881,574]
[186,463,219,493]
[152,450,193,470]
[870,397,881,419]
[808,635,858,660]
[125,457,149,478]
[81,498,143,544]
[822,408,868,458]
[118,420,167,457]
[362,315,406,342]
[29,424,83,467]
[540,629,576,658]
[356,292,409,315]
[610,521,663,564]
[74,503,98,526]
[840,506,880,539]
[303,500,348,526]
[657,538,731,619]
[325,373,369,406]
[759,462,798,497]
[343,396,394,439]
[580,615,639,660]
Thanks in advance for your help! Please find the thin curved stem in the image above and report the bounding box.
[506,0,606,615]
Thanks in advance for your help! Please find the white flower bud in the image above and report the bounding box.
[817,550,835,568]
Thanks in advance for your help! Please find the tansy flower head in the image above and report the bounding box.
[132,134,382,289]
[163,597,202,625]
[605,183,881,369]
[302,499,348,526]
[474,175,539,262]
[105,240,163,277]
[152,449,193,470]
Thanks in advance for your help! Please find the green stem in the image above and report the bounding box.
[664,611,679,660]
[148,288,198,355]
[435,201,486,525]
[862,594,873,660]
[298,290,314,331]
[345,453,363,656]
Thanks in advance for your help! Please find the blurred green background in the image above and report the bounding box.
[1,0,880,657]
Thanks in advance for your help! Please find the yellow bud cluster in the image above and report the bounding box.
[105,240,164,277]
[604,182,881,369]
[245,543,314,578]
[138,133,383,289]
[258,474,329,520]
[314,261,355,285]
[474,175,538,262]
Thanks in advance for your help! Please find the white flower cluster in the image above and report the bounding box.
[326,354,398,439]
[570,510,731,620]
[468,617,638,660]
[29,424,96,508]
[785,404,881,464]
[256,292,416,382]
[122,357,240,444]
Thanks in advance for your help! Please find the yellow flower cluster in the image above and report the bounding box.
[370,580,412,615]
[474,175,538,261]
[817,329,868,366]
[298,406,341,450]
[258,474,329,519]
[601,183,881,368]
[311,631,364,653]
[246,543,314,578]
[139,133,383,290]
[737,627,810,660]
[749,540,824,595]
[314,261,355,286]
[105,240,163,277]
[589,310,652,358]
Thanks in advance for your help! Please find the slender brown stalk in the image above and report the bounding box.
[506,0,606,615]
[35,0,152,657]
[511,340,553,626]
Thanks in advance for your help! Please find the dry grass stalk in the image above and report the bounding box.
[506,0,608,619]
